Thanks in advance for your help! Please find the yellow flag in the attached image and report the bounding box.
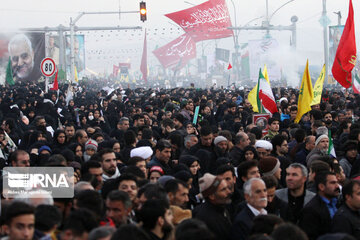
[310,64,325,106]
[295,60,314,123]
[248,65,270,112]
[74,66,79,82]
[263,65,270,84]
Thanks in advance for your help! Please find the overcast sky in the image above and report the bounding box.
[0,0,358,84]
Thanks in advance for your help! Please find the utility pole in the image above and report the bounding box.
[21,24,142,82]
[322,0,329,85]
[334,11,342,26]
[230,0,240,85]
[228,19,297,46]
[69,11,140,83]
[229,0,298,47]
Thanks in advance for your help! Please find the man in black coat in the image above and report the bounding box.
[193,173,232,240]
[231,178,268,240]
[229,132,250,166]
[332,179,360,238]
[299,171,340,240]
[189,125,217,174]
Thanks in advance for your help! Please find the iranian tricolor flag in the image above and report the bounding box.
[353,74,360,94]
[256,69,278,114]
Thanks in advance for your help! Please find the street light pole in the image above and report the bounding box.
[230,0,240,85]
[334,11,341,26]
[322,0,329,85]
[69,11,140,83]
[229,0,297,47]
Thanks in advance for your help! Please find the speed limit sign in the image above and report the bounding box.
[40,58,56,77]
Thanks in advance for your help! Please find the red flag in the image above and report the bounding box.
[140,29,147,84]
[113,65,120,77]
[165,0,233,42]
[119,63,131,69]
[227,63,232,70]
[153,34,196,69]
[331,0,357,88]
[50,70,58,91]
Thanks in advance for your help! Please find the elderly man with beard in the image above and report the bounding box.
[193,173,232,240]
[231,178,268,240]
[306,134,329,168]
[139,199,174,240]
[299,171,340,240]
[214,136,230,159]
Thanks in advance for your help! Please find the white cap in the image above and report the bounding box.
[130,146,153,159]
[255,140,273,151]
[214,136,228,145]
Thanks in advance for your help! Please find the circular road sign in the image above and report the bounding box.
[40,58,56,77]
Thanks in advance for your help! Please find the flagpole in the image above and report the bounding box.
[228,74,230,88]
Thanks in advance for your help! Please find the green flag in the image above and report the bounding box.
[328,129,336,158]
[5,57,15,86]
[256,69,266,114]
[58,68,66,82]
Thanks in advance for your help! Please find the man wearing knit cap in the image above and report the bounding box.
[84,139,98,162]
[173,113,187,136]
[130,146,153,163]
[259,156,282,181]
[255,140,272,159]
[214,135,229,155]
[193,173,232,240]
[339,140,359,178]
[306,134,329,168]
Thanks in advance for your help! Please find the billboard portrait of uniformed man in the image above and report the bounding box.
[6,33,45,82]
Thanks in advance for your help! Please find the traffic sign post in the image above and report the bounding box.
[41,58,56,93]
[41,58,56,77]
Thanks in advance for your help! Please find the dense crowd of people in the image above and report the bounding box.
[1,79,360,240]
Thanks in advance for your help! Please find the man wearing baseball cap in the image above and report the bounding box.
[193,173,232,240]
